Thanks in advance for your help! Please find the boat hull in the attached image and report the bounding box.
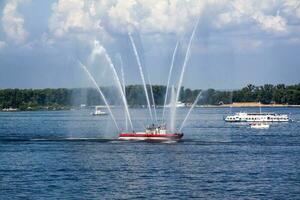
[226,119,289,122]
[250,123,270,129]
[92,113,107,116]
[118,133,183,141]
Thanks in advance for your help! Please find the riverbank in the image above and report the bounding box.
[201,102,300,108]
[1,84,300,110]
[0,106,71,112]
[2,103,300,112]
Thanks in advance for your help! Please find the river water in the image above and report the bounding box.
[1,107,300,199]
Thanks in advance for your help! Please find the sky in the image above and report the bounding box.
[0,0,300,90]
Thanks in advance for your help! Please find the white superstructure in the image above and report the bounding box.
[92,106,107,116]
[165,101,185,108]
[225,112,289,122]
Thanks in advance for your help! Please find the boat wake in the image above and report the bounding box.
[0,137,115,143]
[1,137,298,146]
[0,136,183,144]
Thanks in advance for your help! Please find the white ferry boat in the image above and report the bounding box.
[225,112,289,122]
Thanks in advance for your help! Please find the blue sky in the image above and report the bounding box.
[0,0,300,89]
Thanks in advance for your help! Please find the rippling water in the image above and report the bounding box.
[1,107,300,199]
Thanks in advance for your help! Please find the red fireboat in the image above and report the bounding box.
[118,124,183,141]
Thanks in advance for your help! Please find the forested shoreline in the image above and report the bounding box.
[0,84,299,110]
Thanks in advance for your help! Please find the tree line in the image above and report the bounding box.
[0,84,299,110]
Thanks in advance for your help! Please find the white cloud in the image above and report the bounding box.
[48,0,114,48]
[283,0,300,18]
[48,0,205,39]
[1,0,29,43]
[107,0,139,33]
[108,0,205,34]
[48,0,298,40]
[45,0,300,53]
[49,0,98,37]
[214,10,242,28]
[252,12,287,33]
[214,0,288,34]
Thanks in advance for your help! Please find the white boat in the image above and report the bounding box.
[250,123,270,129]
[1,108,18,112]
[225,112,289,122]
[92,106,107,116]
[164,101,186,108]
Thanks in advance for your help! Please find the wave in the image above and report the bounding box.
[1,137,299,146]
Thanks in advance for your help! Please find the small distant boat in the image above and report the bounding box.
[119,124,183,141]
[1,108,18,112]
[80,104,86,109]
[91,106,107,116]
[164,101,186,108]
[250,123,270,129]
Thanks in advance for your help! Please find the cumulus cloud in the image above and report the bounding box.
[214,0,288,34]
[2,0,29,43]
[49,0,100,37]
[43,0,300,56]
[252,13,287,33]
[283,0,300,18]
[48,0,205,39]
[108,0,205,34]
[47,0,300,43]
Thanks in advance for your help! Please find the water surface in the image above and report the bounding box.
[1,107,300,199]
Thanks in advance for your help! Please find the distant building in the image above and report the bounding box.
[231,102,261,107]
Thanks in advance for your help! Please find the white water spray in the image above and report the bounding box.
[179,91,202,131]
[169,86,177,132]
[92,41,133,130]
[172,17,200,131]
[175,17,200,105]
[119,55,128,131]
[147,73,158,124]
[79,61,119,131]
[162,41,179,121]
[128,33,153,121]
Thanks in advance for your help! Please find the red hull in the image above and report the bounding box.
[118,133,183,141]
